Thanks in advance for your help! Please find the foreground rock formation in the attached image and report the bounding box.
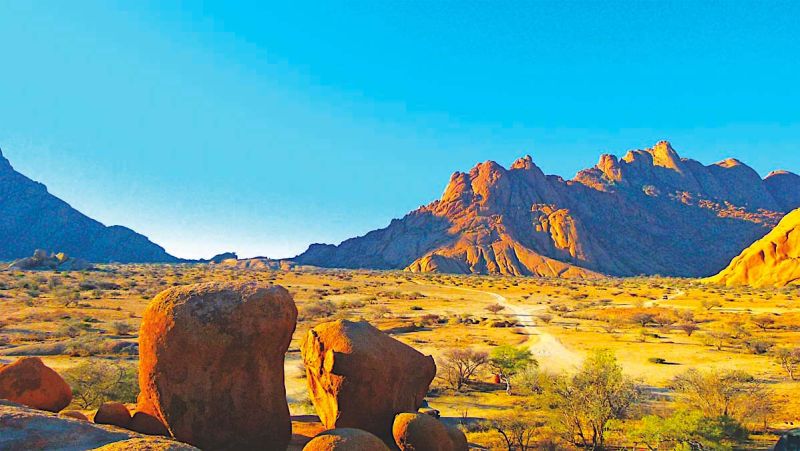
[301,319,436,438]
[0,401,198,450]
[708,208,800,287]
[0,357,72,412]
[296,141,800,277]
[137,282,298,450]
[0,148,177,263]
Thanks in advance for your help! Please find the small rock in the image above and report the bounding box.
[60,410,89,421]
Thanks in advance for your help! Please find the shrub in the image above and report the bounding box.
[63,360,138,409]
[648,357,667,364]
[302,300,337,320]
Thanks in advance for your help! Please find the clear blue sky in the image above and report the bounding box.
[1,1,799,259]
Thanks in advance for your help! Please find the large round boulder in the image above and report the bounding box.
[392,413,454,451]
[303,428,390,451]
[137,282,297,450]
[301,320,436,438]
[94,402,132,429]
[0,357,72,412]
[445,425,469,451]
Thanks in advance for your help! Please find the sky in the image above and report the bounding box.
[1,1,799,259]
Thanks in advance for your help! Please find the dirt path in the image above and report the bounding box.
[643,289,685,308]
[430,283,583,372]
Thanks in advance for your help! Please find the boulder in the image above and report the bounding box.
[94,402,132,429]
[392,413,454,451]
[90,437,199,450]
[445,425,469,451]
[60,410,89,421]
[0,357,72,412]
[129,411,170,437]
[774,428,800,451]
[303,428,390,451]
[301,320,436,438]
[137,282,297,450]
[0,400,137,450]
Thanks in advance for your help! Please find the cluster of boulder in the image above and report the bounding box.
[0,281,468,450]
[6,249,92,271]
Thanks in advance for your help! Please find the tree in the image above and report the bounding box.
[629,409,748,451]
[774,347,800,381]
[703,330,730,351]
[549,349,641,450]
[701,299,722,311]
[677,322,700,337]
[439,348,489,391]
[486,303,506,316]
[490,411,541,451]
[670,369,773,426]
[63,360,138,409]
[631,312,654,327]
[489,345,535,394]
[750,315,775,332]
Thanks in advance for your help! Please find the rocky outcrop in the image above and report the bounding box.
[392,413,454,451]
[296,141,800,277]
[0,148,177,263]
[7,249,93,271]
[303,428,390,451]
[0,357,72,412]
[708,208,800,287]
[0,400,138,450]
[137,282,297,450]
[90,437,199,451]
[301,320,436,438]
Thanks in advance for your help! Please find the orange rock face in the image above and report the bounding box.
[137,282,298,450]
[708,208,800,288]
[0,357,72,412]
[93,402,132,429]
[392,413,454,451]
[303,428,390,451]
[301,320,436,439]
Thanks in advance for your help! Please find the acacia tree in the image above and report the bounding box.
[486,303,506,317]
[670,368,773,427]
[751,315,776,332]
[549,349,641,450]
[490,411,541,451]
[489,345,535,394]
[439,348,489,391]
[774,347,800,381]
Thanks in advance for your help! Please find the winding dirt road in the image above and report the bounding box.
[447,285,583,372]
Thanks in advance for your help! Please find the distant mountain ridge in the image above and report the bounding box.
[295,141,800,277]
[0,148,177,263]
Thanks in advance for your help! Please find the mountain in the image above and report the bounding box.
[707,208,800,287]
[0,148,177,263]
[295,141,800,277]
